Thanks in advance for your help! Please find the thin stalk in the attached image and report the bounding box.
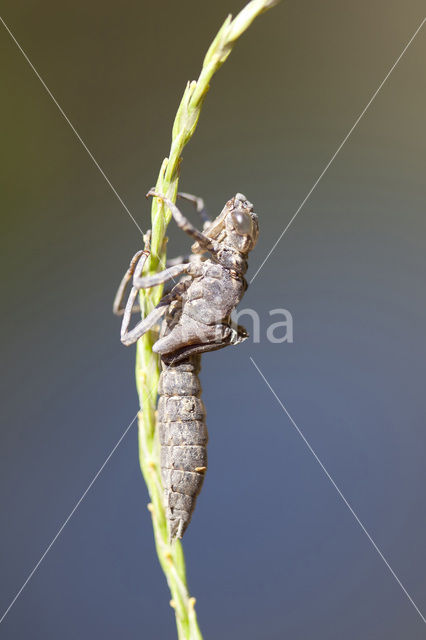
[134,2,280,638]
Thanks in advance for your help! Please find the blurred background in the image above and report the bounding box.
[1,1,425,638]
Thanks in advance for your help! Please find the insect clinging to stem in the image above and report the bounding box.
[113,190,259,538]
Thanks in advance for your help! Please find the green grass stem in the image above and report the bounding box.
[134,3,280,638]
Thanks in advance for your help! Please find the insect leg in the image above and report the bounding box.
[121,279,190,347]
[146,190,219,255]
[120,300,168,346]
[146,196,209,268]
[160,323,249,363]
[133,263,190,289]
[112,248,150,316]
[177,191,211,228]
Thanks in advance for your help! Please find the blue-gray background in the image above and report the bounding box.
[1,1,425,638]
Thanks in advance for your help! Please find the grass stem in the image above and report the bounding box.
[134,3,280,637]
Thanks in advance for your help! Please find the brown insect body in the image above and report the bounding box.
[157,355,207,539]
[115,192,259,538]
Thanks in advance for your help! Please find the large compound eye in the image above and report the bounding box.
[231,210,253,236]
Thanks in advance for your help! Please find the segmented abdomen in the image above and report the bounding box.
[157,355,208,539]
